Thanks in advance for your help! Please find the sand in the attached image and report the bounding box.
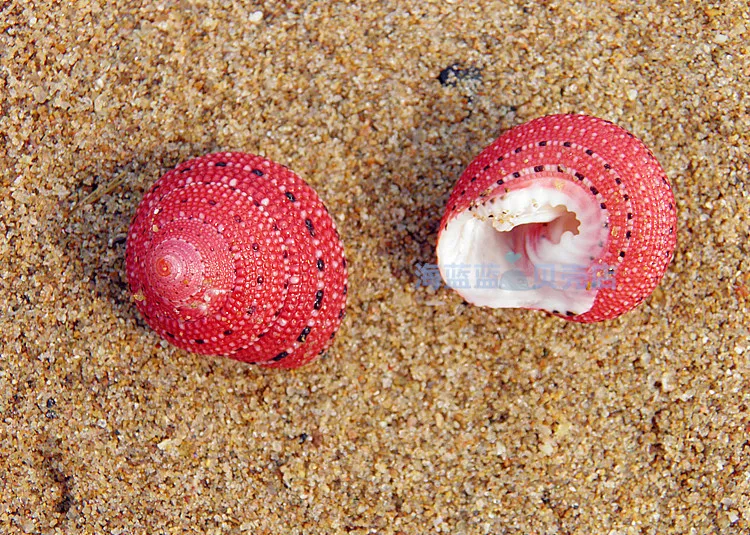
[1,1,749,533]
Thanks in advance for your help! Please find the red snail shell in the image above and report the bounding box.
[437,114,677,322]
[125,152,348,368]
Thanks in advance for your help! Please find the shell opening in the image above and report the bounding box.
[437,177,609,315]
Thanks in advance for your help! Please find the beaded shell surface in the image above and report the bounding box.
[125,152,348,368]
[437,114,677,323]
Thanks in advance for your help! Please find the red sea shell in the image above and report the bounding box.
[436,114,677,322]
[125,152,348,368]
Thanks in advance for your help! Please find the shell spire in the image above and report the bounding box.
[126,152,348,368]
[436,114,677,322]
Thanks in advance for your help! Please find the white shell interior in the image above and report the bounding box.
[437,180,609,315]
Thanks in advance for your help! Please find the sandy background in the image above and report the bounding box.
[1,1,749,533]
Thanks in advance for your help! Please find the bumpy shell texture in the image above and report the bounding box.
[126,152,348,368]
[437,114,677,323]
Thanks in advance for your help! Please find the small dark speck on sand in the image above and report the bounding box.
[437,63,482,87]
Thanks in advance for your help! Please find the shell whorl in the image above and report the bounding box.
[126,152,348,368]
[437,114,677,322]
